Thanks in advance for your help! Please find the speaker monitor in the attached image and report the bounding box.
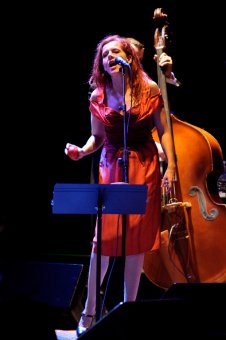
[79,283,226,339]
[0,260,83,334]
[162,282,226,302]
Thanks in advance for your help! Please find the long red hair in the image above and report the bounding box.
[89,34,153,100]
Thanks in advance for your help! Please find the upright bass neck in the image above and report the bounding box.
[153,8,172,137]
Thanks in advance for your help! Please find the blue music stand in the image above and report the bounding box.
[52,183,147,321]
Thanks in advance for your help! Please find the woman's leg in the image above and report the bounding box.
[83,252,110,315]
[124,253,144,302]
[77,252,110,335]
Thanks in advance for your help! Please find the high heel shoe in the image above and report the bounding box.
[76,313,94,337]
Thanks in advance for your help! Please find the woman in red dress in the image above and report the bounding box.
[65,34,176,336]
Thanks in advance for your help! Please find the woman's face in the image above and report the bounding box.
[101,41,131,75]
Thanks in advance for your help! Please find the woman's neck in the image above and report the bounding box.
[110,71,131,94]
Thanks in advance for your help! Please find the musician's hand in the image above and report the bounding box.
[64,143,83,161]
[161,167,176,191]
[154,52,173,78]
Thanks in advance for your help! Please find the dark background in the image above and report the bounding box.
[1,1,225,259]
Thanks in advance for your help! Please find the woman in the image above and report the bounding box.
[65,34,176,336]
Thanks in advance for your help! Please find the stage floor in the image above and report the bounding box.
[55,329,78,340]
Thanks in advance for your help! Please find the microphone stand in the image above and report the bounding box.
[118,65,130,301]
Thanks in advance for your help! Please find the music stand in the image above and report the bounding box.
[52,183,147,321]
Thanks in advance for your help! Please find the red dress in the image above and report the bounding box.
[90,85,163,256]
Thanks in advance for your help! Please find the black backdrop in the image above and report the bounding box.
[1,1,225,258]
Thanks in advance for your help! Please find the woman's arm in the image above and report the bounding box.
[65,115,105,161]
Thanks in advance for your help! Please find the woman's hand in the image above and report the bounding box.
[64,143,84,161]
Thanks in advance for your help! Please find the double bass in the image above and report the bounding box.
[143,8,226,289]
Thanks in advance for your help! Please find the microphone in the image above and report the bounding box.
[115,56,130,68]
